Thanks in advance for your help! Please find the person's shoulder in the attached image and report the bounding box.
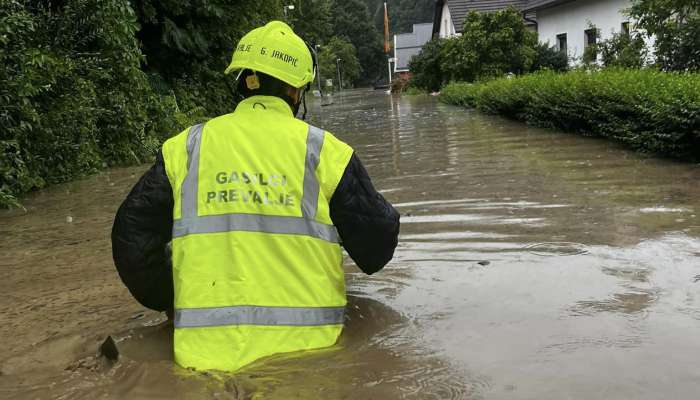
[162,126,190,150]
[206,113,236,126]
[164,113,235,144]
[306,123,354,167]
[196,113,239,135]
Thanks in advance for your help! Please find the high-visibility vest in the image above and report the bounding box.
[161,95,353,371]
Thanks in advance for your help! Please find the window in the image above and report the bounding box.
[584,28,597,47]
[556,33,568,54]
[584,28,598,60]
[621,21,630,36]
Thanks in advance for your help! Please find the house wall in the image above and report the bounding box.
[536,0,631,63]
[439,3,457,38]
[394,23,434,72]
[395,47,423,71]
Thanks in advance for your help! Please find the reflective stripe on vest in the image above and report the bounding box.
[173,123,344,330]
[175,305,345,328]
[172,123,338,243]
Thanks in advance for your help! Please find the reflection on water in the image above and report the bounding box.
[2,89,700,399]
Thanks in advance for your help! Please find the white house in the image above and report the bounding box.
[432,0,650,65]
[524,0,644,63]
[394,23,434,74]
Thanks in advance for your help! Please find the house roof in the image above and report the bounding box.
[432,0,528,36]
[433,0,536,35]
[522,0,576,11]
[395,23,434,49]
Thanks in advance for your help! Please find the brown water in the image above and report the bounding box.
[2,89,700,399]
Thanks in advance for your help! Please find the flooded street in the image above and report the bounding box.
[2,89,700,399]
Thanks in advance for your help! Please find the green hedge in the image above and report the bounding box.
[440,69,700,160]
[0,1,180,208]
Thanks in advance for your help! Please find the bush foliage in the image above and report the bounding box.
[132,0,280,116]
[441,8,538,82]
[440,69,700,160]
[408,38,445,92]
[318,37,361,90]
[1,0,173,207]
[630,0,700,71]
[409,8,567,91]
[0,1,281,207]
[598,31,649,68]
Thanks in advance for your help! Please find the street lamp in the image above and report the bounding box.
[283,4,295,19]
[336,58,343,91]
[314,44,322,96]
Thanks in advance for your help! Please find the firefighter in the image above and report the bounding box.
[111,21,399,371]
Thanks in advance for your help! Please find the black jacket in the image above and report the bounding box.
[111,151,400,311]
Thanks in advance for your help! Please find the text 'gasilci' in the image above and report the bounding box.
[205,171,295,207]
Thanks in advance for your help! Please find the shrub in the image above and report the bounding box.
[440,7,538,82]
[409,8,566,89]
[598,31,648,68]
[440,69,700,160]
[0,0,281,207]
[403,86,425,96]
[439,82,479,107]
[533,42,569,72]
[408,38,445,92]
[133,0,281,116]
[0,1,176,207]
[390,75,410,93]
[631,0,700,71]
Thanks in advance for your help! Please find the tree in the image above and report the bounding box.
[408,38,445,92]
[388,0,435,34]
[598,30,648,68]
[440,7,538,82]
[318,37,361,89]
[287,0,333,47]
[331,0,384,84]
[630,0,700,71]
[362,0,435,36]
[132,0,282,115]
[1,0,171,206]
[532,42,569,72]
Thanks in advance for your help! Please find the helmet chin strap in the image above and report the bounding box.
[300,88,308,120]
[294,83,310,120]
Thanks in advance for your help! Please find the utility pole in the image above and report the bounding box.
[383,2,391,85]
[336,58,343,91]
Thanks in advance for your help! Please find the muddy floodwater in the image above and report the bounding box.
[2,89,700,399]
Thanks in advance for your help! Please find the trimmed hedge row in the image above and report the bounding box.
[440,69,700,160]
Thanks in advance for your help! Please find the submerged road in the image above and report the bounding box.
[2,89,700,399]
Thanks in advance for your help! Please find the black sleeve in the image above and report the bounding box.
[329,153,400,275]
[111,150,174,311]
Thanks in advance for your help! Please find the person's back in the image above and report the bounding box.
[112,21,399,372]
[164,95,354,370]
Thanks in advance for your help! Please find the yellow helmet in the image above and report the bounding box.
[225,21,315,89]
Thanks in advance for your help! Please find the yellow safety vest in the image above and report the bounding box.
[162,95,353,371]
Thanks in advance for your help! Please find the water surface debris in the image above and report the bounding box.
[100,336,119,361]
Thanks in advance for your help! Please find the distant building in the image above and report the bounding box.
[432,0,532,38]
[524,0,638,63]
[393,23,434,76]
